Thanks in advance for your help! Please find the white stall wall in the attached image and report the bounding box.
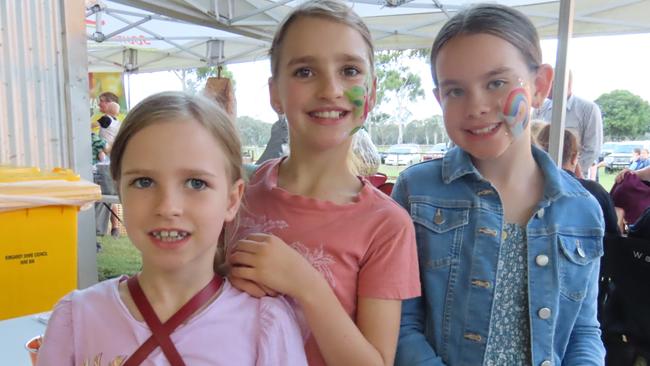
[0,0,98,288]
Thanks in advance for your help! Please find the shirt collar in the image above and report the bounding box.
[441,144,584,203]
[565,94,575,110]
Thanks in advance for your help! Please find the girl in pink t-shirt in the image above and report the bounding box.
[37,92,306,366]
[227,1,421,365]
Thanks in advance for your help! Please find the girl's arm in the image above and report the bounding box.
[230,234,400,366]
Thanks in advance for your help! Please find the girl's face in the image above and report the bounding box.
[119,119,243,273]
[270,16,376,152]
[434,33,551,161]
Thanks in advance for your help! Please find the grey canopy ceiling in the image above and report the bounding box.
[86,0,650,72]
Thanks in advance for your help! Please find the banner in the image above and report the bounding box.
[89,72,127,133]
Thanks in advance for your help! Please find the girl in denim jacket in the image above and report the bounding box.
[394,4,605,366]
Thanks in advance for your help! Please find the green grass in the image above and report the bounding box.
[377,164,408,182]
[97,235,141,281]
[598,168,616,192]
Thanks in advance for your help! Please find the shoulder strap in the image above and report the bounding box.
[123,275,223,366]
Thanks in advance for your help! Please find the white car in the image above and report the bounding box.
[384,144,421,166]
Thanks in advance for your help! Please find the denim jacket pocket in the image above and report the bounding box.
[411,200,470,270]
[557,233,603,301]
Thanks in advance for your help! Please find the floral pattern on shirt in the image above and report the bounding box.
[82,353,127,366]
[235,215,337,288]
[483,223,532,366]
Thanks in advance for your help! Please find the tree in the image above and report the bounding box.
[595,90,650,140]
[403,116,447,145]
[236,116,272,147]
[173,66,235,95]
[372,50,425,144]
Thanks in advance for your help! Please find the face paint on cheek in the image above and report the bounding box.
[345,73,373,136]
[499,87,530,139]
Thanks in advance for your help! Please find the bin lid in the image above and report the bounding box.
[0,166,101,212]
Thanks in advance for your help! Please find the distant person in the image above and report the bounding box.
[611,165,650,227]
[533,71,603,179]
[98,101,121,149]
[37,92,307,366]
[537,124,619,235]
[96,101,122,238]
[628,148,641,169]
[630,148,649,171]
[92,91,119,134]
[256,114,288,164]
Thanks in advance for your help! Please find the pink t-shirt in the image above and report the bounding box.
[232,158,420,366]
[36,278,307,366]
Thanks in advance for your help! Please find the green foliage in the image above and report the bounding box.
[374,50,425,107]
[236,116,272,146]
[403,116,447,145]
[595,90,650,140]
[369,115,447,145]
[175,65,235,95]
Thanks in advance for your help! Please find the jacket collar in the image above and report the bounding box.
[441,144,585,203]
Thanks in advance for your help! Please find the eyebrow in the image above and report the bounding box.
[121,168,218,178]
[286,53,367,67]
[438,66,513,89]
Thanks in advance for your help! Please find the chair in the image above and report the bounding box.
[377,182,394,196]
[365,173,388,188]
[599,234,650,365]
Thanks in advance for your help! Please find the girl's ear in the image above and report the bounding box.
[225,178,245,222]
[433,88,442,106]
[268,77,283,114]
[532,64,554,108]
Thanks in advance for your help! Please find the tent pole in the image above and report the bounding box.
[549,0,575,166]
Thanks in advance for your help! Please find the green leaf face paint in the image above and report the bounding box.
[344,86,366,117]
[345,74,373,136]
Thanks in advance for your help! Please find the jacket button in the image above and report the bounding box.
[536,208,545,218]
[576,240,586,258]
[538,307,552,319]
[535,254,549,266]
[501,230,508,241]
[540,360,552,366]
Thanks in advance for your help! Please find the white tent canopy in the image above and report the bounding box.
[88,0,650,72]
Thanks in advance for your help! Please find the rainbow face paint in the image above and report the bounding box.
[499,87,530,139]
[345,74,372,136]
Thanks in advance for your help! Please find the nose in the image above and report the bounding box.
[465,90,490,119]
[155,186,183,218]
[317,71,344,100]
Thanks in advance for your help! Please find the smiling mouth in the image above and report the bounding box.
[309,110,348,119]
[468,123,501,135]
[150,230,190,242]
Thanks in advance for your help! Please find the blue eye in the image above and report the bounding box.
[446,88,464,98]
[343,66,361,77]
[186,178,207,190]
[294,67,313,78]
[132,177,153,188]
[487,80,506,90]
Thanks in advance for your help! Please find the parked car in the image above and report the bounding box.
[384,144,421,166]
[422,142,448,161]
[603,141,649,172]
[599,142,618,161]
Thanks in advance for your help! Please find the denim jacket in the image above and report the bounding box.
[393,145,605,366]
